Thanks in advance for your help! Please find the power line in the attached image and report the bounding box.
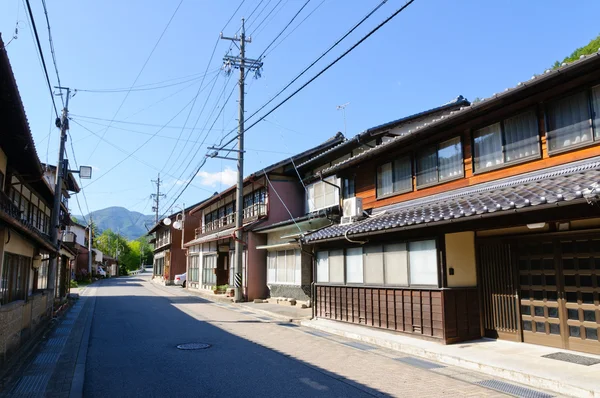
[73,68,219,93]
[86,0,184,163]
[165,0,416,208]
[74,70,220,93]
[248,0,284,37]
[218,0,401,151]
[158,0,247,178]
[69,119,215,194]
[40,0,63,107]
[23,0,59,118]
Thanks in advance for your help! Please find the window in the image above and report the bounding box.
[417,137,463,187]
[473,110,540,172]
[267,250,300,284]
[202,255,217,285]
[364,245,384,284]
[315,240,437,287]
[307,176,340,212]
[154,257,164,276]
[409,240,438,285]
[376,156,412,198]
[316,251,329,282]
[342,178,355,199]
[37,256,49,290]
[189,255,200,282]
[1,253,30,305]
[345,247,363,283]
[384,243,408,285]
[546,86,600,153]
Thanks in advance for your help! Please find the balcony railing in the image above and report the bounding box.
[0,190,52,244]
[62,231,76,243]
[195,203,267,238]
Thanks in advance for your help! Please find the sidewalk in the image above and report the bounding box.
[301,318,600,398]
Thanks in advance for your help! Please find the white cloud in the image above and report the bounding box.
[196,167,237,187]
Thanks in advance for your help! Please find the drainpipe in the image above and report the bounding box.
[318,172,343,210]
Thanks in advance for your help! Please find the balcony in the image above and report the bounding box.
[62,231,76,243]
[195,203,267,238]
[0,190,53,246]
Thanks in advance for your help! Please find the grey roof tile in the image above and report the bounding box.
[303,158,600,243]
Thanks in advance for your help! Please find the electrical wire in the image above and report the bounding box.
[220,0,412,151]
[40,0,63,107]
[248,0,283,37]
[23,0,59,118]
[86,0,185,163]
[252,0,289,39]
[163,0,417,209]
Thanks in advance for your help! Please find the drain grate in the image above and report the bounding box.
[542,352,600,366]
[33,352,60,365]
[476,379,554,398]
[394,356,446,369]
[11,374,50,393]
[305,330,331,338]
[176,343,211,350]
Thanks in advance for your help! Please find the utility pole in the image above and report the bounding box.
[88,214,93,276]
[49,87,70,299]
[151,173,165,224]
[220,19,262,302]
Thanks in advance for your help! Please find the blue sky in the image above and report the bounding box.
[1,0,599,218]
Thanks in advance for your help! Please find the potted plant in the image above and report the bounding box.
[213,284,228,294]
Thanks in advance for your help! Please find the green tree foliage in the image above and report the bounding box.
[552,34,600,69]
[94,229,153,273]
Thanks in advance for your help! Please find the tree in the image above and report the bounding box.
[551,34,600,69]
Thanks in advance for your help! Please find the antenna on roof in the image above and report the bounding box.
[336,102,350,135]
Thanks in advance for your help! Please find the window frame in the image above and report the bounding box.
[416,137,464,189]
[314,238,440,288]
[545,85,600,156]
[306,176,340,213]
[472,109,542,174]
[267,249,300,285]
[375,155,413,200]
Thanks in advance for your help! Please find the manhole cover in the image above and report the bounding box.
[176,343,211,350]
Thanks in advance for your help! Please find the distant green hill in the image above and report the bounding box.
[73,206,154,240]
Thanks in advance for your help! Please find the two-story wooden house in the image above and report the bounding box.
[0,34,70,365]
[149,204,200,285]
[183,133,346,301]
[253,97,469,305]
[303,51,600,355]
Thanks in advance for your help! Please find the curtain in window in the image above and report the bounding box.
[503,110,539,162]
[408,240,438,285]
[328,250,344,283]
[314,182,324,210]
[276,251,286,283]
[294,250,301,284]
[393,156,412,193]
[547,91,592,152]
[345,247,363,283]
[416,146,437,187]
[384,243,408,285]
[267,252,276,283]
[473,123,503,170]
[323,178,336,208]
[593,85,600,139]
[306,185,315,212]
[438,137,463,181]
[316,251,329,282]
[364,245,384,284]
[285,250,295,283]
[377,162,393,197]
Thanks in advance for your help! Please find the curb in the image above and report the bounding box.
[237,304,310,324]
[69,287,97,398]
[300,319,596,398]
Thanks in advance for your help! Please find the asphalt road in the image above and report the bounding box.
[82,275,507,398]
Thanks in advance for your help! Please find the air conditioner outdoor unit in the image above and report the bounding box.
[341,197,363,224]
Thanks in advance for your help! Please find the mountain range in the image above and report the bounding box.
[73,207,155,240]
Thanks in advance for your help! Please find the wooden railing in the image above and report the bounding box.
[0,191,52,244]
[195,203,267,238]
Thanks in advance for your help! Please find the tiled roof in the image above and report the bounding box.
[315,50,600,180]
[303,157,600,243]
[296,96,468,170]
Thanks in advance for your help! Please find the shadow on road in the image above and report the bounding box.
[84,278,385,397]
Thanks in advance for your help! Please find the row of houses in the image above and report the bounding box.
[151,49,600,355]
[0,34,98,367]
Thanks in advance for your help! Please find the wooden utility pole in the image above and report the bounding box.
[220,19,262,302]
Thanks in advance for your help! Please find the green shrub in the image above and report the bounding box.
[70,280,78,288]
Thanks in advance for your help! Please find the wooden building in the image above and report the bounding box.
[303,51,600,354]
[149,204,200,285]
[0,34,78,366]
[183,133,346,301]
